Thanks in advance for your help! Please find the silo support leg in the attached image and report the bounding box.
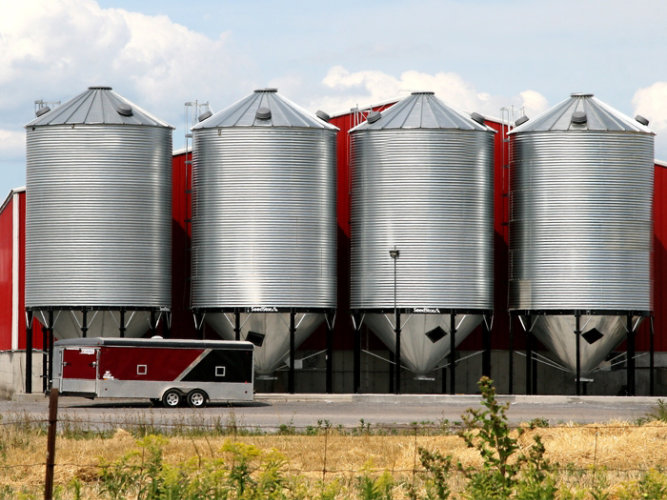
[26,311,33,394]
[47,311,54,390]
[288,310,296,394]
[352,313,363,394]
[441,366,447,394]
[81,310,88,338]
[482,314,492,378]
[525,317,533,396]
[508,314,514,394]
[575,312,581,397]
[42,323,48,393]
[164,312,172,339]
[395,310,401,395]
[627,314,635,396]
[388,351,395,393]
[650,315,655,396]
[449,312,456,395]
[149,311,157,336]
[234,311,241,342]
[193,313,205,340]
[325,311,335,394]
[119,309,126,338]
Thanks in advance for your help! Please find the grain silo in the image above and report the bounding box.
[190,89,338,382]
[349,92,495,392]
[508,93,654,393]
[25,86,173,339]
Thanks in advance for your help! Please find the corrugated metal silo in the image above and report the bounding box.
[190,89,338,377]
[25,87,173,339]
[350,92,495,378]
[509,93,654,380]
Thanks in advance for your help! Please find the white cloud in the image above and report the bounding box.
[0,0,252,121]
[0,130,25,158]
[633,82,667,160]
[518,90,549,119]
[314,66,549,120]
[0,0,260,197]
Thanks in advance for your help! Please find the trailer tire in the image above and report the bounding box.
[162,389,182,408]
[186,389,208,408]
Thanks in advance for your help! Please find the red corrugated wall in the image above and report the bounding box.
[18,192,42,349]
[637,164,667,351]
[0,190,42,351]
[171,152,198,339]
[0,195,14,350]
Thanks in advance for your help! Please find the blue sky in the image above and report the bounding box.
[2,0,666,198]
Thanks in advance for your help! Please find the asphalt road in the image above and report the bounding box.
[1,393,663,432]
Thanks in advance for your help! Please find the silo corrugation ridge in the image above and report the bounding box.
[350,129,494,309]
[26,125,172,308]
[509,131,654,311]
[190,127,337,308]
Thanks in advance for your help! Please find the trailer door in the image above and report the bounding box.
[61,347,100,395]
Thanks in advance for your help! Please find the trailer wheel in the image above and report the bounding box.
[186,389,208,408]
[162,389,182,408]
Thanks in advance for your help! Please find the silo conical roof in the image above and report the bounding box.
[350,91,492,132]
[510,93,654,134]
[193,88,338,130]
[26,86,171,128]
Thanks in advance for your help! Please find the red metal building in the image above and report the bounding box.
[0,188,42,352]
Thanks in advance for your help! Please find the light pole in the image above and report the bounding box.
[389,246,400,394]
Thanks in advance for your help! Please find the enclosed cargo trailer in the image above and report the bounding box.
[53,337,254,407]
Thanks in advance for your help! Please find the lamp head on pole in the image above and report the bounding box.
[389,247,400,259]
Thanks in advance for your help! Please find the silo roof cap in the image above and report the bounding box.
[349,91,493,132]
[510,93,654,134]
[25,86,172,128]
[193,89,339,130]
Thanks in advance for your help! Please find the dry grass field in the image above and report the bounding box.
[1,417,666,498]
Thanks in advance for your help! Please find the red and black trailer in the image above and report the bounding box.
[52,337,254,407]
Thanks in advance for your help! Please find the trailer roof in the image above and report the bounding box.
[54,337,254,350]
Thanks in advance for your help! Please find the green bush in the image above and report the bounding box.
[97,436,296,499]
[411,376,557,500]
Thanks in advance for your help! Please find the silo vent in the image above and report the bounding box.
[366,111,382,124]
[198,110,213,122]
[255,88,278,93]
[246,331,266,347]
[255,107,272,120]
[425,326,447,343]
[582,328,604,345]
[117,104,133,117]
[635,115,650,126]
[316,110,331,122]
[470,112,486,125]
[515,115,529,127]
[35,106,51,117]
[571,111,587,124]
[411,91,435,95]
